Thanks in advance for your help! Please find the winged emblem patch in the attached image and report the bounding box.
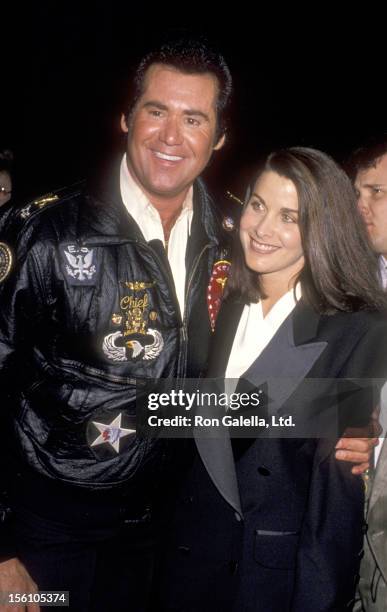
[62,244,97,285]
[102,285,164,362]
[102,329,164,362]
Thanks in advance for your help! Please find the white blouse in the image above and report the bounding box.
[225,288,300,382]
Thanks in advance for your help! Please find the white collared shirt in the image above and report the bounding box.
[225,287,300,382]
[119,155,193,315]
[375,382,387,466]
[379,255,387,290]
[376,256,387,463]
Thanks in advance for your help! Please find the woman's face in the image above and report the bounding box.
[240,170,304,289]
[0,171,12,207]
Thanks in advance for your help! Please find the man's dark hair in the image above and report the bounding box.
[346,135,387,181]
[126,37,232,142]
[226,147,387,314]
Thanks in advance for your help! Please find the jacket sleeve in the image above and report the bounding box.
[291,320,387,611]
[0,238,50,379]
[291,439,364,611]
[0,237,50,559]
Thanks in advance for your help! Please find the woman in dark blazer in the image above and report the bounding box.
[156,148,387,612]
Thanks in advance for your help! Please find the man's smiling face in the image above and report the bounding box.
[122,63,225,206]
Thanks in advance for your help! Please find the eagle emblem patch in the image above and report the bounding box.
[61,244,97,285]
[103,329,164,362]
[102,283,164,362]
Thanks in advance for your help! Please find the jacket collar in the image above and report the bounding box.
[208,297,320,378]
[292,297,321,345]
[207,295,322,379]
[370,439,387,510]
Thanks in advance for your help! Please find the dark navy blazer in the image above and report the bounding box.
[156,298,387,612]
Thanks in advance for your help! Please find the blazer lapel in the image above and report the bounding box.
[368,438,387,583]
[370,438,387,509]
[195,299,328,518]
[241,300,328,416]
[195,297,244,517]
[194,423,243,517]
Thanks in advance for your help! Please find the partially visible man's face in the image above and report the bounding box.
[121,63,225,207]
[355,153,387,257]
[0,171,12,207]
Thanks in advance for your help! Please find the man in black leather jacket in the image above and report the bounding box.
[0,37,376,612]
[0,38,231,611]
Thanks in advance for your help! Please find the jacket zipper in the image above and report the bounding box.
[176,243,212,379]
[183,243,211,338]
[130,241,187,380]
[83,237,214,380]
[137,241,213,379]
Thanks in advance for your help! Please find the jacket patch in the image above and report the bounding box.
[89,413,135,454]
[20,193,59,219]
[103,285,164,362]
[207,259,231,331]
[222,216,235,231]
[61,244,97,285]
[0,242,13,283]
[103,328,164,362]
[87,411,137,459]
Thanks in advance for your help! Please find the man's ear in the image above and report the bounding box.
[120,114,129,133]
[213,133,226,151]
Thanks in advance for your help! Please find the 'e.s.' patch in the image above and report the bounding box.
[61,244,98,286]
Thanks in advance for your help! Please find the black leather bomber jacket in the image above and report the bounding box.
[0,171,229,491]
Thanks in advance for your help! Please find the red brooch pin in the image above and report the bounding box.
[207,259,231,331]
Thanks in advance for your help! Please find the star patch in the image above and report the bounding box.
[90,413,135,454]
[0,242,13,283]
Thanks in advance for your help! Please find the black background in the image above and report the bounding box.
[2,4,386,203]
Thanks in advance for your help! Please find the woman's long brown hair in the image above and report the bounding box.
[225,147,387,313]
